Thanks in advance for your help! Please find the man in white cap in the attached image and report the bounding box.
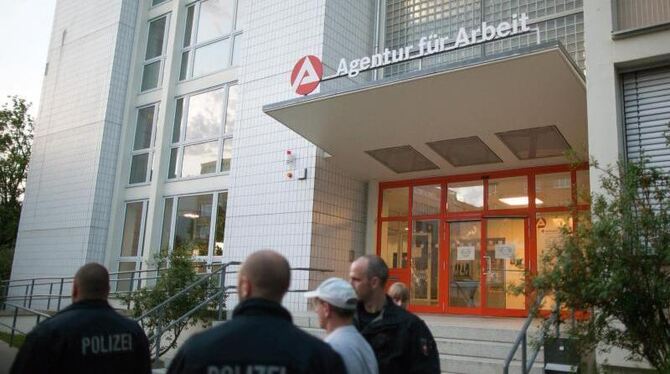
[305,277,379,374]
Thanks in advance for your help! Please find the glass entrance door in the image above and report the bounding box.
[447,221,481,311]
[483,218,527,315]
[410,220,440,309]
[447,218,528,315]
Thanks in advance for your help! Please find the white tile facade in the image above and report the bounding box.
[12,0,138,281]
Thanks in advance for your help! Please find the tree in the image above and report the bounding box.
[532,159,670,371]
[121,244,218,359]
[0,97,34,280]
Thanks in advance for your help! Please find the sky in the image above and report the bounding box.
[0,0,57,116]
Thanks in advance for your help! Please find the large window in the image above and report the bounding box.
[129,104,159,184]
[141,15,169,92]
[161,192,228,270]
[117,201,148,291]
[179,0,243,80]
[168,84,237,179]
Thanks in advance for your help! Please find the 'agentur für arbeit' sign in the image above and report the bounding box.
[290,13,538,95]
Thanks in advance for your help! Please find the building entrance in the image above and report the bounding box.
[378,165,589,317]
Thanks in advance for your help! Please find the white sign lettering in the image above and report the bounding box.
[332,13,535,79]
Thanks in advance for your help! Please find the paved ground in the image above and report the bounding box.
[0,340,17,374]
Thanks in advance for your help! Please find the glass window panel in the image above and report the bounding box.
[179,51,190,81]
[196,0,234,43]
[536,212,573,311]
[224,84,238,133]
[183,5,195,47]
[133,106,155,150]
[168,148,178,179]
[129,153,149,184]
[576,169,590,205]
[214,192,227,256]
[121,202,144,257]
[535,172,572,208]
[232,34,243,66]
[410,220,439,306]
[141,61,161,91]
[381,187,409,217]
[116,262,137,292]
[447,181,483,212]
[412,185,440,216]
[173,98,184,143]
[146,17,166,60]
[193,38,230,77]
[488,176,529,210]
[160,198,174,255]
[185,88,225,142]
[220,139,232,172]
[181,141,218,177]
[174,194,213,257]
[380,221,408,269]
[152,0,168,6]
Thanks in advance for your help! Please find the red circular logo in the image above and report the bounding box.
[290,55,323,95]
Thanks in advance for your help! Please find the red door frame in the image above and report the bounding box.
[377,163,590,317]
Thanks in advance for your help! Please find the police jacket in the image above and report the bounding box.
[10,299,151,374]
[354,296,440,374]
[167,297,347,374]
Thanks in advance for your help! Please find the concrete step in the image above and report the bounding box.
[441,354,544,374]
[436,337,543,362]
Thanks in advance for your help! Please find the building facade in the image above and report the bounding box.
[9,0,669,328]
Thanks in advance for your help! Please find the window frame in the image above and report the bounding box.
[168,83,236,180]
[141,13,171,92]
[116,200,149,291]
[179,0,243,81]
[129,103,160,186]
[161,192,228,271]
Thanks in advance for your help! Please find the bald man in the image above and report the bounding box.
[168,250,346,374]
[11,263,151,374]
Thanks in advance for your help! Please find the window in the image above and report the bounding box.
[152,0,169,6]
[129,104,159,184]
[168,84,236,179]
[161,192,228,271]
[180,0,243,80]
[141,15,169,91]
[117,201,148,291]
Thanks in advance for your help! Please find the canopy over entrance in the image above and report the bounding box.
[264,43,587,181]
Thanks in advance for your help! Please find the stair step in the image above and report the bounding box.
[428,324,537,343]
[440,354,544,374]
[436,337,543,362]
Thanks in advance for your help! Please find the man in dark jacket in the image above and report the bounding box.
[10,263,151,374]
[350,255,440,374]
[168,249,346,374]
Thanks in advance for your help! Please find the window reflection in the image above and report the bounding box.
[196,0,234,43]
[185,89,225,141]
[182,141,218,178]
[447,181,483,212]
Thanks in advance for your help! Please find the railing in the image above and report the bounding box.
[138,263,335,361]
[612,0,670,35]
[503,292,560,374]
[0,267,168,312]
[0,302,50,347]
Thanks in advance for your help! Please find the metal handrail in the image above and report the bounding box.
[0,302,52,347]
[503,292,546,374]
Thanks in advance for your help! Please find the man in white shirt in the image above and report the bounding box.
[305,277,379,374]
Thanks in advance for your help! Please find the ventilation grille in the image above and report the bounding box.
[365,145,439,173]
[496,125,570,160]
[427,136,502,167]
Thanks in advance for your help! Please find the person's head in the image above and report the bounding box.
[72,263,110,303]
[238,249,291,303]
[388,282,409,309]
[349,255,389,302]
[305,278,357,330]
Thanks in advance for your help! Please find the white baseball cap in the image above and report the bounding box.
[304,277,358,310]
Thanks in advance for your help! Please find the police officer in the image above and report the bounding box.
[10,263,151,374]
[350,255,440,374]
[167,249,346,374]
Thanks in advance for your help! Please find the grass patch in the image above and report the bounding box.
[0,331,26,348]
